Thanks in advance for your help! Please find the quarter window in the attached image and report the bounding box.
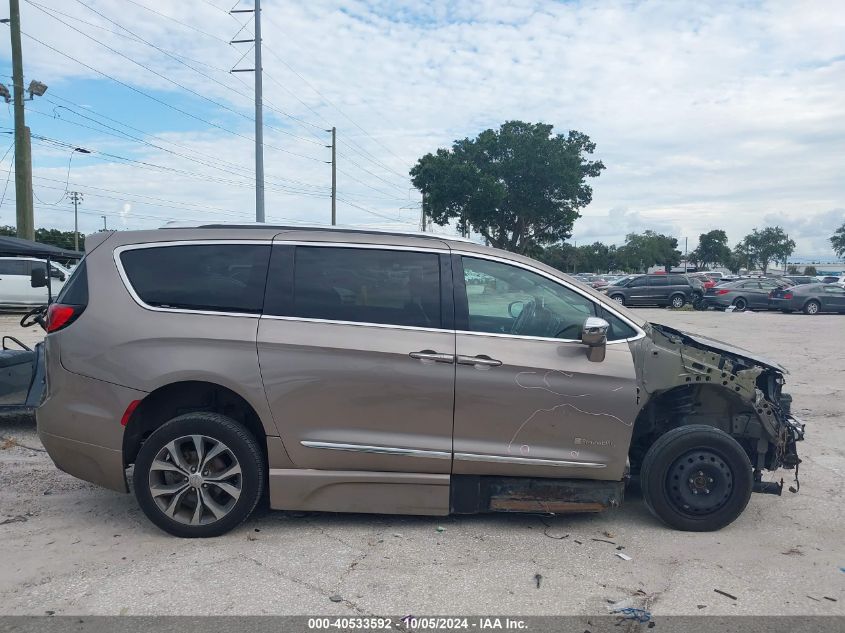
[120,244,271,313]
[291,247,441,328]
[461,257,635,341]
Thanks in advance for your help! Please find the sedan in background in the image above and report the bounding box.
[701,278,788,311]
[770,283,845,314]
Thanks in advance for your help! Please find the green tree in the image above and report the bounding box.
[622,231,681,272]
[695,229,730,269]
[786,264,800,274]
[832,222,845,260]
[536,243,579,273]
[804,265,818,276]
[742,226,795,274]
[410,121,605,254]
[0,225,84,250]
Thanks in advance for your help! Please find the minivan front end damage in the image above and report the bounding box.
[629,323,804,495]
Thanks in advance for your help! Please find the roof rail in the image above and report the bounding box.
[160,221,477,243]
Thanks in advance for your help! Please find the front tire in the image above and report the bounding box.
[610,294,625,306]
[670,294,686,309]
[133,412,265,538]
[640,425,753,532]
[803,300,820,315]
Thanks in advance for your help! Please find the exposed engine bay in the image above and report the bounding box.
[629,322,805,494]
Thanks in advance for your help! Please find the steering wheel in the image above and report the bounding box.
[21,305,48,330]
[511,298,536,335]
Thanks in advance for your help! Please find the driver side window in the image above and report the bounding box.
[461,257,596,340]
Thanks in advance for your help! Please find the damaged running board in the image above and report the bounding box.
[450,475,624,514]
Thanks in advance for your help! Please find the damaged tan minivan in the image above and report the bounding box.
[34,225,804,537]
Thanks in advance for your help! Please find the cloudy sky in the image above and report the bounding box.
[1,0,843,257]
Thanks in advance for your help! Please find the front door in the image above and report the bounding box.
[452,255,639,481]
[257,244,456,475]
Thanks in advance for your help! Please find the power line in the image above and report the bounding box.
[55,0,327,149]
[185,0,412,186]
[28,104,329,196]
[17,27,323,165]
[41,93,330,194]
[19,131,332,199]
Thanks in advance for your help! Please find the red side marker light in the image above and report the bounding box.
[121,399,142,427]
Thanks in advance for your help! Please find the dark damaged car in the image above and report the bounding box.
[34,225,804,537]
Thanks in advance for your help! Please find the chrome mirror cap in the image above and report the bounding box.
[582,316,609,362]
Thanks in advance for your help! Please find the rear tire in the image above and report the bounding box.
[803,300,820,315]
[133,412,265,538]
[733,297,747,312]
[640,425,753,532]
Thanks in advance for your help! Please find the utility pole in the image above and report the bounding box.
[101,215,107,231]
[330,126,336,225]
[69,191,83,251]
[684,236,688,271]
[253,0,264,222]
[8,0,34,240]
[230,1,264,222]
[420,192,426,231]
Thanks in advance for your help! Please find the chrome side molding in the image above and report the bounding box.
[300,441,451,459]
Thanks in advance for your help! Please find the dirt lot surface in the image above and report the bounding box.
[1,310,843,616]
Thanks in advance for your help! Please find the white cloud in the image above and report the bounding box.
[1,0,843,255]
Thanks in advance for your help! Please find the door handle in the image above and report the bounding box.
[409,350,455,364]
[457,354,503,368]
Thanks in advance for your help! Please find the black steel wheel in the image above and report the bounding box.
[640,425,752,531]
[733,297,747,312]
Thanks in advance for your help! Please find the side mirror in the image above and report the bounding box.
[30,267,47,288]
[508,300,525,318]
[581,316,609,362]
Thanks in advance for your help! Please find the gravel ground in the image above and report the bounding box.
[0,310,843,616]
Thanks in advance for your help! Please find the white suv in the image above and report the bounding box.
[0,257,70,307]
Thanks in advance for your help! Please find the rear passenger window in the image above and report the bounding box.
[291,247,441,328]
[120,244,270,313]
[649,276,669,286]
[0,260,28,275]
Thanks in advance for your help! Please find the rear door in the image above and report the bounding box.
[257,243,456,475]
[451,254,640,481]
[625,276,649,304]
[647,275,669,304]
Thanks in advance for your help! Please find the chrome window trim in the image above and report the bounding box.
[451,249,646,344]
[260,314,449,333]
[113,240,272,318]
[274,239,450,255]
[300,440,451,459]
[454,452,606,469]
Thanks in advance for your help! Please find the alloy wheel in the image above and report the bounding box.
[148,435,242,526]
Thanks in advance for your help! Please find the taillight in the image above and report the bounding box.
[783,292,793,299]
[715,289,730,295]
[46,303,84,333]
